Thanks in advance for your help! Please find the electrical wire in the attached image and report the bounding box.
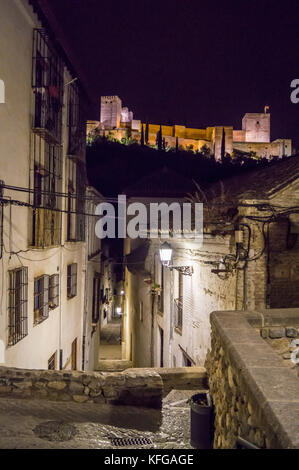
[2,182,299,210]
[2,188,299,271]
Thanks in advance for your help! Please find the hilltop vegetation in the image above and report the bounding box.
[86,135,287,197]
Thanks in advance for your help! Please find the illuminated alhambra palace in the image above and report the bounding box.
[87,95,292,160]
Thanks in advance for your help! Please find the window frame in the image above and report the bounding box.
[92,274,101,323]
[8,267,28,346]
[49,274,59,309]
[34,274,50,325]
[67,263,77,299]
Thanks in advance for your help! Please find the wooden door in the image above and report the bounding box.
[71,338,77,370]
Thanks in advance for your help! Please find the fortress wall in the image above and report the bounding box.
[233,130,246,142]
[233,141,272,157]
[232,140,292,158]
[174,125,186,138]
[270,139,292,157]
[184,128,207,139]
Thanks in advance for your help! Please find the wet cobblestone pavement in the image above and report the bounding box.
[0,389,201,449]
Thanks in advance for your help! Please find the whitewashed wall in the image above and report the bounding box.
[0,0,86,370]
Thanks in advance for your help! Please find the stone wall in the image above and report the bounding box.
[0,367,163,408]
[155,367,208,396]
[205,310,299,449]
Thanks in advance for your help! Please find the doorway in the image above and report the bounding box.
[71,338,77,370]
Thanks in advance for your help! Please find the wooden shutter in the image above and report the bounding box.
[72,263,77,297]
[50,274,59,308]
[67,264,71,297]
[41,275,49,318]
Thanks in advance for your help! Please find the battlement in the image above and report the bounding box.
[101,95,121,102]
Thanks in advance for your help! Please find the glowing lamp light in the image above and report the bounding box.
[159,242,173,265]
[116,307,122,315]
[159,242,193,276]
[120,290,125,295]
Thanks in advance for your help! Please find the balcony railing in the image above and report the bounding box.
[67,82,86,159]
[33,208,61,248]
[32,29,64,144]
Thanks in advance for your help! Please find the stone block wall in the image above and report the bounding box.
[205,310,299,449]
[155,367,208,396]
[0,367,163,408]
[268,217,299,308]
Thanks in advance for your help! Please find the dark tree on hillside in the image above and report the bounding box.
[176,136,179,152]
[221,127,226,162]
[140,124,145,146]
[157,125,162,150]
[86,135,275,198]
[145,122,149,144]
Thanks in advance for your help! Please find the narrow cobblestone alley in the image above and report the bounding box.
[0,389,199,449]
[98,318,122,362]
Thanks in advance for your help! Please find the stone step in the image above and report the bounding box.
[96,360,133,372]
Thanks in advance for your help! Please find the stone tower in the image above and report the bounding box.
[242,111,270,143]
[100,96,122,129]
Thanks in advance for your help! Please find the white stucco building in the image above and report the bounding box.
[0,0,100,371]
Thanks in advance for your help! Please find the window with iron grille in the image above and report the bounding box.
[66,159,85,242]
[34,275,50,324]
[32,29,64,145]
[49,274,59,309]
[92,274,101,323]
[67,82,86,158]
[67,263,77,298]
[48,351,57,370]
[31,29,63,248]
[31,135,62,248]
[175,272,183,332]
[8,267,28,346]
[75,161,86,242]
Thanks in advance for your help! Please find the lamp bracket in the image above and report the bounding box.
[169,265,194,276]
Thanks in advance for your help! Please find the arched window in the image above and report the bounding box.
[0,79,5,103]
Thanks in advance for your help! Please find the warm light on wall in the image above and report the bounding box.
[159,242,193,276]
[0,79,5,104]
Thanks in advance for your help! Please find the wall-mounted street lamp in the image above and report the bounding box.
[159,242,193,276]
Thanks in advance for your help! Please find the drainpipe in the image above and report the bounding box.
[59,243,63,369]
[82,221,88,371]
[150,290,155,367]
[265,224,271,308]
[150,252,156,367]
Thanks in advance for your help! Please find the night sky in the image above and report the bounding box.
[42,0,298,146]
